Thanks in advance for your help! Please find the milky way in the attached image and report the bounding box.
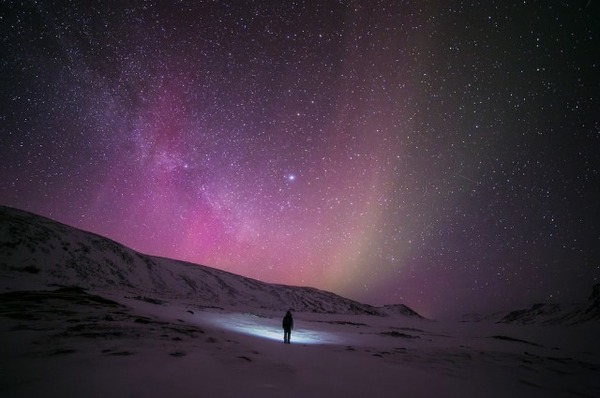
[2,1,599,317]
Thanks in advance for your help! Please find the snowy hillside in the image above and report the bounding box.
[461,284,600,326]
[497,285,600,325]
[0,206,411,316]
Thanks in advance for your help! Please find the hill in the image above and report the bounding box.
[0,206,419,317]
[497,284,600,325]
[461,284,600,325]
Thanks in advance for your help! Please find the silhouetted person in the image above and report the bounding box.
[282,310,293,344]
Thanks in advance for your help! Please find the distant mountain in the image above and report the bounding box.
[0,206,422,317]
[380,304,423,318]
[498,303,570,325]
[461,284,600,325]
[460,312,506,323]
[499,284,600,325]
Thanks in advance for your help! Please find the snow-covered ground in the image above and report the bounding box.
[1,287,598,398]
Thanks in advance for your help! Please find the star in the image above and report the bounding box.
[1,0,598,318]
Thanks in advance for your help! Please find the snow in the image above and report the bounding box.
[1,205,599,397]
[1,289,599,398]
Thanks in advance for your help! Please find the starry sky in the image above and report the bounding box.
[1,1,599,318]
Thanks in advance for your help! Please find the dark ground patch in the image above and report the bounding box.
[0,286,123,310]
[490,335,544,348]
[107,350,135,356]
[47,348,78,356]
[311,320,368,326]
[128,295,165,305]
[391,327,425,333]
[381,331,420,339]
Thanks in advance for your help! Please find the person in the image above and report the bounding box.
[282,310,293,344]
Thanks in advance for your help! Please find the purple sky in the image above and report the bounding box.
[2,1,599,318]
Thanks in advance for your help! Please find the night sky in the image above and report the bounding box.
[2,1,599,318]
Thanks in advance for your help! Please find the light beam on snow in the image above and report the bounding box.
[201,312,343,345]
